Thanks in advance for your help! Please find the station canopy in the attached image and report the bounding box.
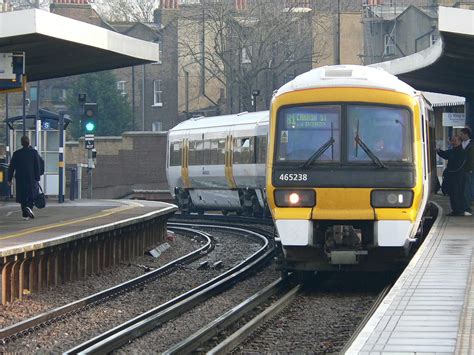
[0,9,160,82]
[371,6,474,98]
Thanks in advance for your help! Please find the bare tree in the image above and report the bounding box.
[94,0,157,22]
[8,0,49,10]
[178,0,333,113]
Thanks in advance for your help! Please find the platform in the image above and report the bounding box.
[0,199,177,256]
[346,195,474,354]
[0,199,177,304]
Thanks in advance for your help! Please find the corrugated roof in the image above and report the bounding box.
[422,91,465,107]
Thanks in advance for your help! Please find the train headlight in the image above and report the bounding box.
[371,190,414,208]
[274,190,316,207]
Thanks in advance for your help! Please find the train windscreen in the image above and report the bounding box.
[275,105,341,162]
[275,104,412,165]
[347,105,412,163]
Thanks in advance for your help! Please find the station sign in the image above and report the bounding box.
[0,53,15,80]
[0,52,25,93]
[442,112,465,127]
[85,134,95,150]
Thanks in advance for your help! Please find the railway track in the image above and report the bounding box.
[160,274,394,354]
[231,273,397,353]
[170,212,274,226]
[163,275,300,354]
[0,225,214,345]
[64,224,274,354]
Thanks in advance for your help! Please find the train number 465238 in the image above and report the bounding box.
[278,173,308,181]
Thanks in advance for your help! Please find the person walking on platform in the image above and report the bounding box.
[459,127,473,215]
[437,135,467,216]
[7,136,41,220]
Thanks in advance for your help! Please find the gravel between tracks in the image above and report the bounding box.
[1,228,263,353]
[236,273,393,354]
[119,266,280,353]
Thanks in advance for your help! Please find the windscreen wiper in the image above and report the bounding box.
[299,136,335,169]
[354,134,387,169]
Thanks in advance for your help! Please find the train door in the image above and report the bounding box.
[413,98,433,232]
[181,138,191,188]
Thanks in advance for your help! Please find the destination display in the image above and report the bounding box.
[285,110,339,129]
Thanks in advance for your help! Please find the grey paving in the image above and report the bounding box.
[346,196,474,354]
[0,199,177,256]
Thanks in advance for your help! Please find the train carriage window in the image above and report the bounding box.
[347,105,412,163]
[256,135,267,163]
[195,140,204,165]
[210,140,219,165]
[218,139,225,164]
[239,137,255,164]
[233,138,242,164]
[276,105,341,162]
[189,140,203,166]
[170,141,182,166]
[189,141,196,165]
[203,140,211,165]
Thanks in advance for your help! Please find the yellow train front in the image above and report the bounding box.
[267,65,435,272]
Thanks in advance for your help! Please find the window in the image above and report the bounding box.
[116,81,126,97]
[233,137,255,164]
[170,141,182,166]
[347,105,412,163]
[153,80,163,107]
[210,140,219,164]
[152,122,163,131]
[152,40,163,64]
[51,87,67,102]
[256,135,267,163]
[179,0,201,4]
[276,105,341,163]
[203,140,211,165]
[241,47,252,64]
[383,34,395,55]
[189,141,197,165]
[218,139,225,164]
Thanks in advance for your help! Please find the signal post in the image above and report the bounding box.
[82,102,98,199]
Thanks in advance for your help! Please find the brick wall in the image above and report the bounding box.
[65,131,169,199]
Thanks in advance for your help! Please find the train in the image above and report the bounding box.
[166,110,269,216]
[166,64,437,272]
[267,65,437,271]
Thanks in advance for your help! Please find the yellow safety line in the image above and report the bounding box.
[0,203,140,241]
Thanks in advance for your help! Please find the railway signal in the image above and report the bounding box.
[82,102,98,134]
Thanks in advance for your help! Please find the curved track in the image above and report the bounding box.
[0,226,213,345]
[65,224,275,354]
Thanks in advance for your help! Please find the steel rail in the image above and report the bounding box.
[65,225,274,355]
[163,275,297,355]
[208,283,302,354]
[0,226,213,345]
[170,213,274,226]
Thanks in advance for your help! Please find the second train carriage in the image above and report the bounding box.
[266,65,437,271]
[166,111,269,215]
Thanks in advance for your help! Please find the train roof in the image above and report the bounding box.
[274,65,418,98]
[169,111,269,132]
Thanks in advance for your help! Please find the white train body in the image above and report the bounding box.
[166,111,269,215]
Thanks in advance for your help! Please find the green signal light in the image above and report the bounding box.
[85,121,96,132]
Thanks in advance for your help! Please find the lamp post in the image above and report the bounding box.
[251,89,260,112]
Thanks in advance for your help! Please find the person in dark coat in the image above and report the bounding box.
[459,127,473,215]
[437,135,466,216]
[7,136,41,220]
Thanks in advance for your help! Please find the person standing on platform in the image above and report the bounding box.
[7,136,41,220]
[437,135,466,216]
[459,127,473,215]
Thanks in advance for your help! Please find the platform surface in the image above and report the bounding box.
[347,195,474,354]
[0,199,177,257]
